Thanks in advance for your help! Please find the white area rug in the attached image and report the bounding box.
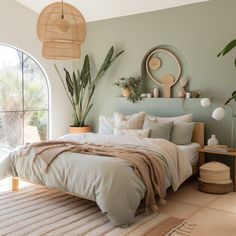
[0,185,189,236]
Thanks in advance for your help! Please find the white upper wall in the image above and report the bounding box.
[15,0,209,22]
[0,0,73,139]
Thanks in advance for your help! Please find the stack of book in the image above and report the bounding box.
[204,145,229,153]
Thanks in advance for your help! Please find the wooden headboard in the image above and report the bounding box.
[192,122,204,147]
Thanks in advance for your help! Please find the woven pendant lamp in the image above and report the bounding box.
[37,0,86,60]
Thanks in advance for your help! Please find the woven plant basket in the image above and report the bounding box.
[37,2,86,60]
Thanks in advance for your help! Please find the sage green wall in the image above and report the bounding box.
[75,0,236,146]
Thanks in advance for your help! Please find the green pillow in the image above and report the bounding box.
[170,122,195,145]
[143,118,173,140]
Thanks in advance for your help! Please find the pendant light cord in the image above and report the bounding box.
[61,0,64,19]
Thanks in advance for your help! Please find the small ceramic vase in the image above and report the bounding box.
[122,88,130,97]
[207,134,219,147]
[186,92,191,98]
[178,87,186,98]
[153,87,159,98]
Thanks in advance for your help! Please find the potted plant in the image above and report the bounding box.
[114,77,142,103]
[55,46,124,133]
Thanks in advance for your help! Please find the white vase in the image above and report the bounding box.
[207,134,219,147]
[186,92,191,98]
[153,87,159,98]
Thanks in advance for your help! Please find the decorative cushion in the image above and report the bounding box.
[98,116,114,135]
[170,122,195,145]
[147,113,193,123]
[114,112,146,129]
[142,117,173,140]
[114,128,150,138]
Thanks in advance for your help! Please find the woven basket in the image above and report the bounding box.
[198,161,233,194]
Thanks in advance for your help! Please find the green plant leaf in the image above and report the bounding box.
[92,47,124,86]
[80,103,93,126]
[99,46,114,73]
[74,71,81,105]
[218,39,236,57]
[232,91,236,96]
[64,68,74,96]
[81,55,91,88]
[54,64,74,106]
[72,71,79,104]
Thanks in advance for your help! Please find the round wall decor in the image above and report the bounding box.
[145,48,182,98]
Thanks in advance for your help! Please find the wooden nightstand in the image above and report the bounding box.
[198,148,236,191]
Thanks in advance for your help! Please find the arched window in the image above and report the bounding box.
[0,44,49,156]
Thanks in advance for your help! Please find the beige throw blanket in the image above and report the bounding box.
[23,140,166,213]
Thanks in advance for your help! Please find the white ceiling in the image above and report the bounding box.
[15,0,209,22]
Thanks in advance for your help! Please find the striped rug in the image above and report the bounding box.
[0,185,189,236]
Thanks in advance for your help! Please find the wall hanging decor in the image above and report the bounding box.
[37,0,86,60]
[145,48,182,98]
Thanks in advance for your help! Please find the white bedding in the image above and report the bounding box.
[177,143,201,165]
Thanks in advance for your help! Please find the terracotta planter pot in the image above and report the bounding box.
[69,126,91,134]
[122,88,130,97]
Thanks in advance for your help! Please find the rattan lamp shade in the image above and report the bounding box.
[37,2,86,60]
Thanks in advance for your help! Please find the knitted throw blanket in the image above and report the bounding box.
[22,140,166,213]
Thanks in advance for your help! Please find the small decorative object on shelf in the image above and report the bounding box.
[185,92,191,98]
[191,90,201,98]
[207,134,219,147]
[114,77,142,103]
[122,88,130,97]
[147,93,152,98]
[200,98,211,107]
[153,87,159,98]
[178,77,188,98]
[141,93,147,98]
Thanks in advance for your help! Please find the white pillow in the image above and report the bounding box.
[114,112,146,129]
[98,116,114,135]
[146,114,193,123]
[114,128,150,138]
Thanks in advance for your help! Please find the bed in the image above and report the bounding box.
[0,122,204,227]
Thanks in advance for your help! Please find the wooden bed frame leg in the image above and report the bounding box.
[11,177,19,191]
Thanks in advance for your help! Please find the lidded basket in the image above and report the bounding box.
[199,161,233,194]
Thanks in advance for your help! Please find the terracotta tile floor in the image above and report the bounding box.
[161,179,236,236]
[1,178,236,235]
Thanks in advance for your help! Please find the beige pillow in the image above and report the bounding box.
[114,128,150,138]
[147,114,193,123]
[114,112,146,129]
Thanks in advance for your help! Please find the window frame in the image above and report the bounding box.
[0,43,50,145]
